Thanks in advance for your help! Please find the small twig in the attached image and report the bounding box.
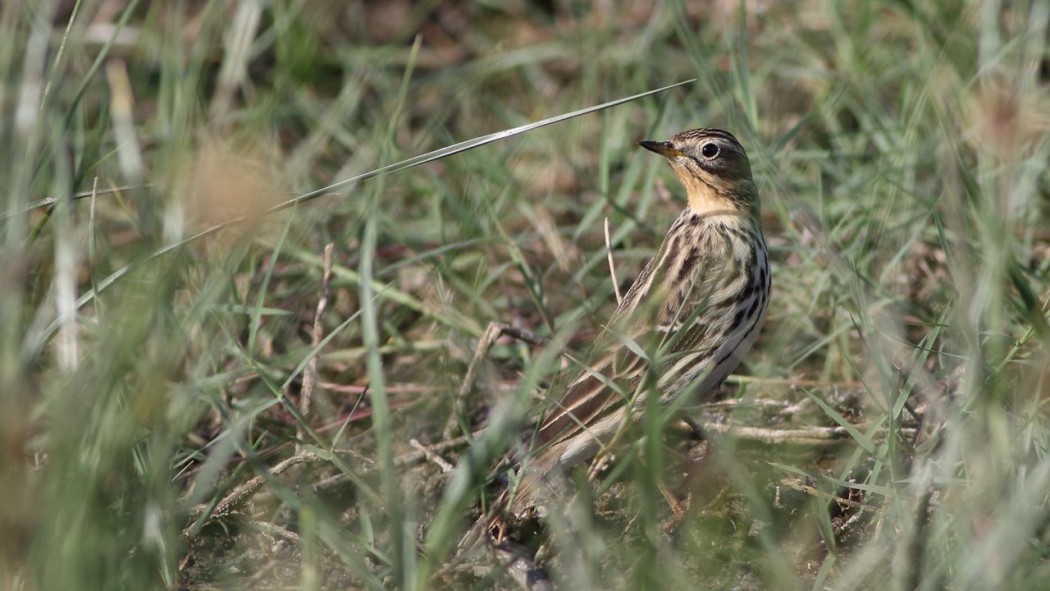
[444,323,505,439]
[319,382,446,395]
[604,216,622,305]
[252,521,304,544]
[459,324,549,400]
[398,433,475,467]
[183,453,318,540]
[692,421,915,446]
[834,503,868,536]
[698,423,854,445]
[410,438,455,473]
[299,243,334,453]
[311,433,474,491]
[444,322,548,439]
[458,323,506,401]
[299,244,334,445]
[778,477,864,510]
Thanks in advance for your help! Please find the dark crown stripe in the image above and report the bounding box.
[675,128,745,151]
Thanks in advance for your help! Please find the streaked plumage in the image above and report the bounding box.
[478,129,770,524]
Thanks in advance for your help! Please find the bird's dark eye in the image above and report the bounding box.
[701,143,720,158]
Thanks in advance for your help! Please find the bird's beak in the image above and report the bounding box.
[638,140,684,158]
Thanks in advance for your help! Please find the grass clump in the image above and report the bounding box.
[1,1,1048,590]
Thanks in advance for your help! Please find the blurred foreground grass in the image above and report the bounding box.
[1,1,1049,589]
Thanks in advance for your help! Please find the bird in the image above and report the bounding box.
[496,127,771,522]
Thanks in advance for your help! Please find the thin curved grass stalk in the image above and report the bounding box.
[27,80,696,357]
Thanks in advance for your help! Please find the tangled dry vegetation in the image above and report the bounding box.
[2,1,1049,590]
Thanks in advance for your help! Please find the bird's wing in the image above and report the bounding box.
[530,216,733,458]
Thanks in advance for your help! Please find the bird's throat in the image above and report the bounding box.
[682,177,744,215]
[671,165,756,216]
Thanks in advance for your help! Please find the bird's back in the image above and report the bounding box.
[510,208,769,513]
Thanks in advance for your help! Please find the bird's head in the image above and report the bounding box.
[639,128,758,216]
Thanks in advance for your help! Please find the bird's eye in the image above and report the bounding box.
[701,143,720,158]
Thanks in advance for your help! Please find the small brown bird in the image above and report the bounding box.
[492,128,771,520]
